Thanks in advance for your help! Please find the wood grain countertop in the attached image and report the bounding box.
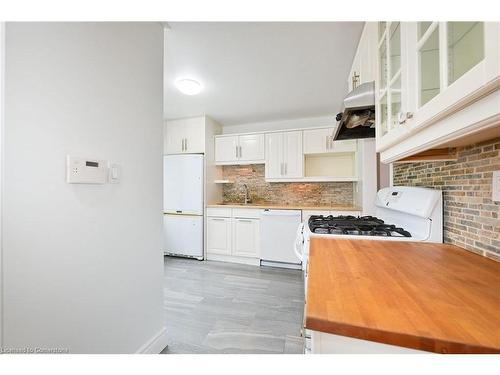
[206,203,361,211]
[305,237,500,353]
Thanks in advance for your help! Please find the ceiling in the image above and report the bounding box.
[164,22,364,126]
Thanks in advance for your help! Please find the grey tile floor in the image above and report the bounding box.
[161,256,305,354]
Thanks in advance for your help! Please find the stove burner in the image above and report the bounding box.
[308,215,412,237]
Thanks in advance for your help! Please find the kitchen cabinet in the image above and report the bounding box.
[347,22,378,92]
[165,116,205,154]
[214,133,265,165]
[374,22,500,162]
[303,129,357,155]
[303,128,334,154]
[265,131,303,180]
[206,207,261,265]
[232,218,260,257]
[206,216,232,256]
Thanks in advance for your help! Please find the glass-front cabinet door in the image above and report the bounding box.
[376,21,499,156]
[412,21,498,122]
[376,21,405,144]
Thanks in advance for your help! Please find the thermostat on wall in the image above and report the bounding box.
[66,155,107,184]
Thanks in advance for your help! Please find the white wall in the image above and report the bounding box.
[222,115,336,134]
[2,23,165,353]
[0,21,5,349]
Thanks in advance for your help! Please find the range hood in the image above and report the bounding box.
[333,81,375,141]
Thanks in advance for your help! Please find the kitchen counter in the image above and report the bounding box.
[206,203,361,211]
[305,237,500,353]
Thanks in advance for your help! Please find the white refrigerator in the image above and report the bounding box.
[163,154,204,260]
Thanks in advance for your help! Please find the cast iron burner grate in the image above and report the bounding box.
[308,215,412,237]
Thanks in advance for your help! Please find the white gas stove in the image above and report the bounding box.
[295,186,443,285]
[296,186,442,353]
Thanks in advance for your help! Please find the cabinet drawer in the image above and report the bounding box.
[206,207,232,217]
[232,208,262,219]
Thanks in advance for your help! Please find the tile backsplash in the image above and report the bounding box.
[393,137,499,262]
[222,164,354,207]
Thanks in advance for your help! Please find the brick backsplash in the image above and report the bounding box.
[221,164,354,207]
[393,137,500,262]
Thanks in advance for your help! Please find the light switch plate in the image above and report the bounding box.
[108,163,121,184]
[493,171,500,203]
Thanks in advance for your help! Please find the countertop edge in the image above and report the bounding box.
[206,204,362,211]
[305,316,500,354]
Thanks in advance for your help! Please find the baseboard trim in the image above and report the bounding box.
[206,253,260,266]
[136,326,168,354]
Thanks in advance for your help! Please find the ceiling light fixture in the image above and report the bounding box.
[175,78,203,95]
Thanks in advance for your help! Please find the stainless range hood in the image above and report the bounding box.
[333,81,375,141]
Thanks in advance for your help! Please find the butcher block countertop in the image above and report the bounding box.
[206,203,361,211]
[305,238,500,353]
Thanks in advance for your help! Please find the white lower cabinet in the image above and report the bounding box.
[232,218,260,257]
[206,217,232,256]
[206,208,261,265]
[309,331,425,354]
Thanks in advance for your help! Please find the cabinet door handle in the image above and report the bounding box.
[211,218,226,221]
[181,139,184,151]
[239,146,242,158]
[326,135,329,150]
[237,219,252,223]
[235,145,238,158]
[185,138,188,151]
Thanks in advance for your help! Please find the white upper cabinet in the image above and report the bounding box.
[265,131,303,180]
[283,131,303,178]
[214,133,265,165]
[348,22,378,91]
[303,128,334,154]
[165,117,206,154]
[214,135,238,163]
[303,128,357,155]
[374,22,500,162]
[238,134,265,162]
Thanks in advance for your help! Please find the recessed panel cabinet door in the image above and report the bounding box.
[239,134,264,162]
[184,117,205,153]
[215,136,238,163]
[207,217,232,255]
[164,121,184,154]
[303,128,332,154]
[232,218,259,257]
[265,132,283,179]
[283,131,303,178]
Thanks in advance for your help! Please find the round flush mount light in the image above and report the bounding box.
[175,78,203,95]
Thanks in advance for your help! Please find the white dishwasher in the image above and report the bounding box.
[260,209,302,269]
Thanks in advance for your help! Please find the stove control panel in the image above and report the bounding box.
[376,186,441,219]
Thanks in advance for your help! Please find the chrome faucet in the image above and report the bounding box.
[243,184,252,205]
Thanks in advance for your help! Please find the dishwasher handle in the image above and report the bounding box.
[261,209,302,217]
[294,223,305,262]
